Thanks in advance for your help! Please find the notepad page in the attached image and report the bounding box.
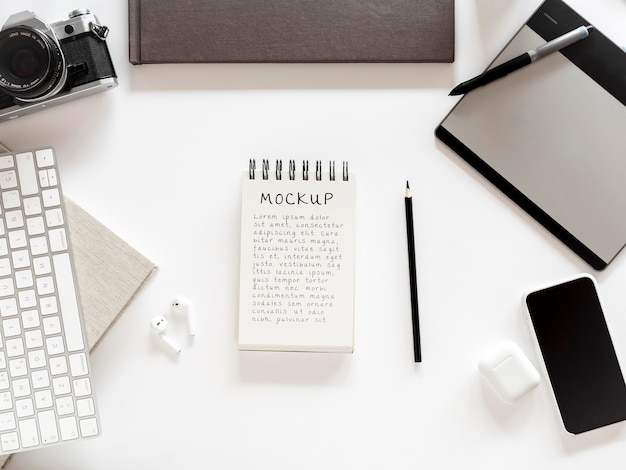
[238,168,356,352]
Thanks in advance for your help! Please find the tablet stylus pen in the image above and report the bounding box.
[449,25,593,96]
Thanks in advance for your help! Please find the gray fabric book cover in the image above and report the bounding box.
[129,0,454,63]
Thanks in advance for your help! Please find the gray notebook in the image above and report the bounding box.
[129,0,454,63]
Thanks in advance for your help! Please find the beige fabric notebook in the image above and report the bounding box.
[0,143,156,468]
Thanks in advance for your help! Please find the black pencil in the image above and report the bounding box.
[405,181,421,362]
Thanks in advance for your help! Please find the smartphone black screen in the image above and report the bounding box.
[526,276,626,434]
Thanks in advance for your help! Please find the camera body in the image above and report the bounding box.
[0,9,117,122]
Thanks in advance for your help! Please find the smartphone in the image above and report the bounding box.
[524,274,626,434]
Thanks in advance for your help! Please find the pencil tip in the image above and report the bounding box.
[406,181,410,189]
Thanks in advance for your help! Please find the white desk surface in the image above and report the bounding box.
[2,1,626,468]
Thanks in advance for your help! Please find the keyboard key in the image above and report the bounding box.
[76,398,95,417]
[37,410,59,444]
[0,279,14,298]
[49,357,68,376]
[35,149,54,168]
[26,216,44,235]
[0,156,14,170]
[69,353,89,377]
[42,188,60,208]
[0,412,15,432]
[0,171,17,190]
[29,236,48,255]
[8,230,26,249]
[31,370,50,389]
[49,229,68,252]
[38,170,49,188]
[36,276,55,296]
[11,250,30,269]
[73,378,91,397]
[2,191,20,209]
[18,419,38,448]
[8,358,27,377]
[45,208,64,227]
[59,417,78,441]
[4,211,23,229]
[15,270,33,289]
[43,316,61,336]
[23,197,42,216]
[24,330,43,349]
[27,350,46,369]
[12,378,31,398]
[0,373,8,391]
[79,417,98,438]
[52,376,71,395]
[0,259,10,276]
[53,254,84,351]
[0,298,17,317]
[15,398,33,418]
[0,393,12,411]
[40,296,58,315]
[16,153,38,197]
[0,432,19,452]
[2,318,21,337]
[56,396,74,416]
[21,310,39,329]
[46,169,58,186]
[45,336,65,356]
[34,390,52,409]
[33,256,51,275]
[18,290,36,309]
[5,338,24,357]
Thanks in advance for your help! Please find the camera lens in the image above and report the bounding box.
[0,26,65,101]
[10,47,43,78]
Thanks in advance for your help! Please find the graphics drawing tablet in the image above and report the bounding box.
[436,0,626,270]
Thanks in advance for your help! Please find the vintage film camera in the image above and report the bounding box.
[0,9,117,122]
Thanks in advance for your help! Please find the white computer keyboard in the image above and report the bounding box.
[0,147,99,454]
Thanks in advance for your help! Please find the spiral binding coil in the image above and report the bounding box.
[248,159,349,181]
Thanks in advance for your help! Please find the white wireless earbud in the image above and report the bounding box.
[151,315,182,354]
[171,297,196,337]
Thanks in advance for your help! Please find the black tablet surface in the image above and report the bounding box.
[436,0,626,270]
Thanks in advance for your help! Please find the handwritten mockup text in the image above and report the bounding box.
[260,192,333,205]
[249,212,344,326]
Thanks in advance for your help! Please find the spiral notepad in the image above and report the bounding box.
[238,159,356,352]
